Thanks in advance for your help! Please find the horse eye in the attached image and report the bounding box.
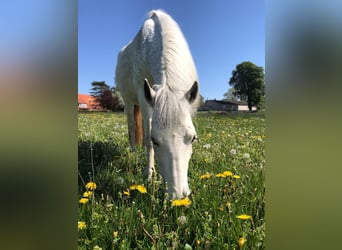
[151,137,160,147]
[191,135,197,143]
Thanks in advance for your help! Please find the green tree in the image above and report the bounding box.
[223,88,238,101]
[229,61,265,110]
[199,94,205,107]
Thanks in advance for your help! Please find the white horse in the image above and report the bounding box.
[115,10,199,199]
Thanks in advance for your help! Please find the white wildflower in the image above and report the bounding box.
[184,243,192,250]
[177,215,187,225]
[116,177,124,185]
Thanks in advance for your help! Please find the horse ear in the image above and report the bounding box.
[144,79,156,106]
[185,81,199,104]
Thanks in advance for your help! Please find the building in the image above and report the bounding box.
[199,99,257,112]
[78,94,102,111]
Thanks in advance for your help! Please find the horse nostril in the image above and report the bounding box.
[183,188,191,198]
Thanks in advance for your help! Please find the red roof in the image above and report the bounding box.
[78,94,96,104]
[78,94,101,110]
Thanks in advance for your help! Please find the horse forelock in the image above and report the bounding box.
[153,86,193,129]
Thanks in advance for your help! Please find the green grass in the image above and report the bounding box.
[78,112,265,249]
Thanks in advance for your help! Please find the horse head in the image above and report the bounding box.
[144,79,198,199]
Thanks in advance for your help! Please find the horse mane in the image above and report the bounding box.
[147,10,198,93]
[147,10,199,128]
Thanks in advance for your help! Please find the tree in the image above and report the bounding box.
[229,61,265,111]
[199,94,205,107]
[223,88,238,101]
[90,81,124,111]
[90,81,111,110]
[111,86,125,111]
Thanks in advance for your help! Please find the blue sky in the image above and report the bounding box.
[78,0,264,100]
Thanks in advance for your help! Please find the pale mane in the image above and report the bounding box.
[147,10,199,128]
[148,10,198,93]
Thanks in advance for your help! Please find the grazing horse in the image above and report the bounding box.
[115,10,199,199]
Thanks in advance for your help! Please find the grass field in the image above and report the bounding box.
[78,111,265,249]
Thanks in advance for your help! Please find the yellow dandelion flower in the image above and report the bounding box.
[199,173,212,179]
[123,190,130,196]
[78,221,86,230]
[79,197,89,204]
[238,237,246,248]
[86,181,97,190]
[223,171,233,177]
[215,173,226,178]
[82,191,93,197]
[171,197,192,207]
[113,231,118,238]
[233,175,241,179]
[130,184,147,194]
[196,240,201,246]
[136,185,147,193]
[236,214,252,220]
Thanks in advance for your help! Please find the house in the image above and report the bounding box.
[199,99,257,112]
[78,94,102,111]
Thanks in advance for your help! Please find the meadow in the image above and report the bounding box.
[78,111,265,249]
